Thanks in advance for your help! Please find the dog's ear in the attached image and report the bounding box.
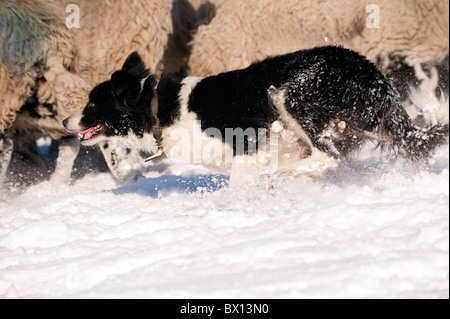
[122,52,150,79]
[111,70,143,113]
[111,71,133,97]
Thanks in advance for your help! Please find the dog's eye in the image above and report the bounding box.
[87,102,96,108]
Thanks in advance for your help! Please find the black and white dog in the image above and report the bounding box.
[63,46,448,184]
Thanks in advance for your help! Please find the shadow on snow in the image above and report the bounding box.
[113,174,229,198]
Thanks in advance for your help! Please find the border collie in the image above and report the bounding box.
[63,46,449,184]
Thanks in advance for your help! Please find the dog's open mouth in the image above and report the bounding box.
[77,124,105,142]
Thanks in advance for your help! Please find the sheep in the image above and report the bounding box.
[189,0,365,76]
[0,0,92,184]
[189,0,449,109]
[0,0,215,184]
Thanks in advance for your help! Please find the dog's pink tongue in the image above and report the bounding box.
[78,127,97,140]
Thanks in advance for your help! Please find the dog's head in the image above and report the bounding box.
[63,52,157,146]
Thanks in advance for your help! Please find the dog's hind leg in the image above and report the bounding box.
[0,132,14,184]
[268,86,337,177]
[268,86,313,151]
[50,136,80,185]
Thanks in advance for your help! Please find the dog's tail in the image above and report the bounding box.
[379,91,449,161]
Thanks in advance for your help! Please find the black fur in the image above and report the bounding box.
[377,54,419,102]
[187,46,448,160]
[378,54,450,103]
[65,47,449,164]
[437,56,449,98]
[156,75,184,127]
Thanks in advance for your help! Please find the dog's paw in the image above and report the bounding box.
[49,173,71,186]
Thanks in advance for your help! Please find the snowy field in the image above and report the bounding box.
[0,140,448,299]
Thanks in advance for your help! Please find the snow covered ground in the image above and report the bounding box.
[0,142,448,299]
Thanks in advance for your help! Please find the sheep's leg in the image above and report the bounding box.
[49,136,80,185]
[0,132,14,184]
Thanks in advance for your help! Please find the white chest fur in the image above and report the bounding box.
[159,76,232,170]
[161,112,234,171]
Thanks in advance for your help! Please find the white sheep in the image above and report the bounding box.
[189,0,448,102]
[0,0,213,184]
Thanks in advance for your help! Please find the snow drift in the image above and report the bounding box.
[0,143,448,299]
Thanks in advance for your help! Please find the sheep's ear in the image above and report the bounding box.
[122,52,150,79]
[111,71,132,97]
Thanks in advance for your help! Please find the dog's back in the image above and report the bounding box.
[189,46,448,161]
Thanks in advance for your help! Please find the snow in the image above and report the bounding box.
[0,142,448,299]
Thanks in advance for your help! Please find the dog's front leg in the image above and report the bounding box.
[0,132,14,184]
[99,140,145,182]
[50,136,80,185]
